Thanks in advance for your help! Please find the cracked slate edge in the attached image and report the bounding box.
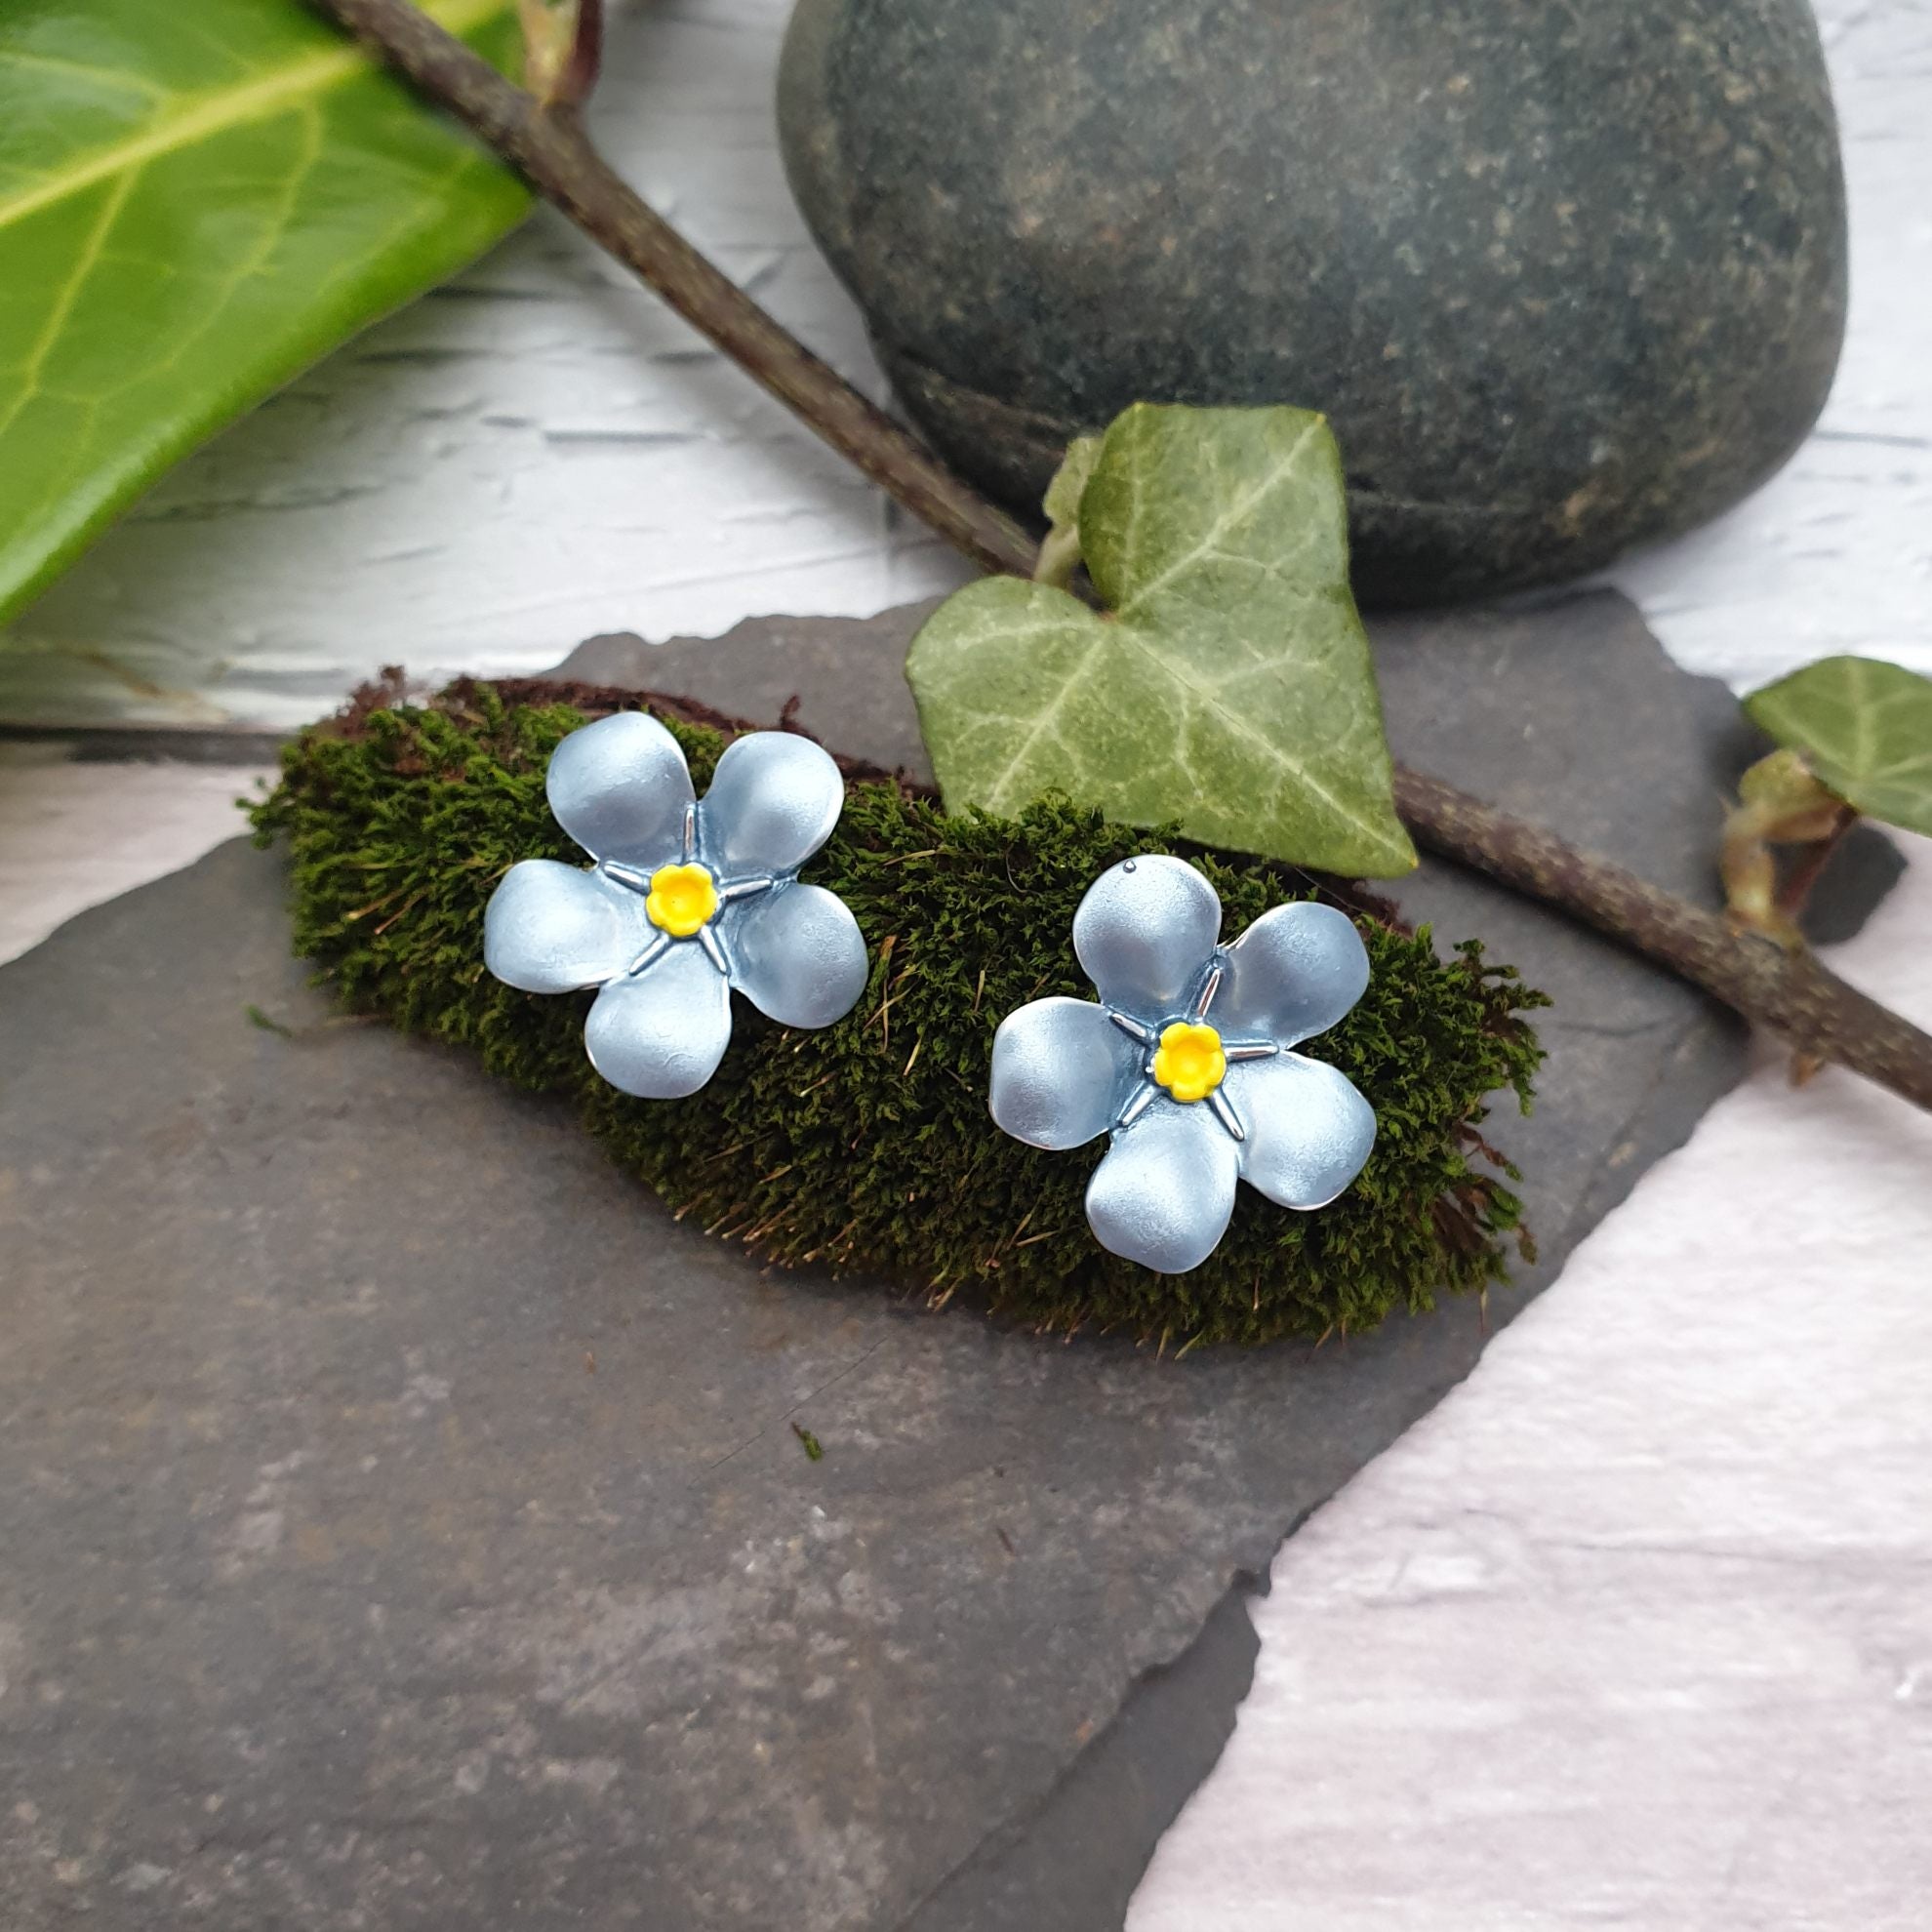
[0,858,1495,1932]
[893,1580,1266,1932]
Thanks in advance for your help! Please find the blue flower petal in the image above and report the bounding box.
[583,941,732,1098]
[1085,1101,1240,1273]
[1225,1052,1376,1209]
[698,732,844,879]
[1213,902,1369,1048]
[989,997,1145,1150]
[1072,856,1221,1023]
[546,711,694,868]
[727,882,868,1028]
[484,860,640,992]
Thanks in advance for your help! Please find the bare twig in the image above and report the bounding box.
[317,0,1033,580]
[1396,772,1932,1111]
[308,0,1932,1114]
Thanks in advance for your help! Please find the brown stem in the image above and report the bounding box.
[308,0,1932,1115]
[1399,772,1932,1110]
[314,0,1036,581]
[1776,806,1857,922]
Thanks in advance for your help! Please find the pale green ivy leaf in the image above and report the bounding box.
[1040,431,1104,539]
[1745,655,1932,837]
[906,403,1417,878]
[1031,432,1102,590]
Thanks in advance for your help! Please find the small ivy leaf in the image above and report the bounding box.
[906,404,1417,878]
[1735,747,1843,842]
[1744,656,1932,837]
[1032,432,1104,588]
[1041,432,1104,541]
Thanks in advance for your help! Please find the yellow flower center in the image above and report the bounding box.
[1151,1021,1227,1104]
[644,862,718,939]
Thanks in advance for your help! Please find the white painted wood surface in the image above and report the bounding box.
[1,2,1928,1924]
[0,745,274,962]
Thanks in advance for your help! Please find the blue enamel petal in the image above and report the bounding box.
[1085,1102,1241,1273]
[728,882,868,1028]
[484,860,639,993]
[989,997,1145,1150]
[698,731,845,878]
[1225,1052,1376,1210]
[1213,902,1369,1048]
[546,711,694,868]
[583,942,733,1098]
[1072,856,1222,1022]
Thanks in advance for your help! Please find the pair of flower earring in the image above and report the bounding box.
[484,712,1377,1276]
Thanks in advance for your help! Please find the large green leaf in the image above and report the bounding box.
[0,0,530,625]
[1744,655,1932,836]
[906,404,1417,877]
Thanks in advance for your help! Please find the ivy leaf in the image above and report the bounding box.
[1031,431,1103,590]
[0,0,531,626]
[1744,655,1932,837]
[1040,430,1103,540]
[906,404,1417,877]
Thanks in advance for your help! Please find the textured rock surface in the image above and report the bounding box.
[0,596,1896,1929]
[778,0,1847,604]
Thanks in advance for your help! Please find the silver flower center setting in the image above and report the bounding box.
[987,854,1377,1275]
[483,713,870,1101]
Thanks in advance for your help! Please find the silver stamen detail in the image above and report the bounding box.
[698,924,730,976]
[603,861,653,896]
[1207,1088,1245,1142]
[681,801,697,861]
[718,874,774,902]
[1108,1010,1151,1043]
[1192,962,1224,1019]
[625,933,671,978]
[1223,1040,1279,1062]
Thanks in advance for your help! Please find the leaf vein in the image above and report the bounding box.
[0,164,139,442]
[1115,626,1394,854]
[0,0,503,234]
[1113,418,1322,617]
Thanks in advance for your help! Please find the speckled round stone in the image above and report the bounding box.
[778,0,1847,605]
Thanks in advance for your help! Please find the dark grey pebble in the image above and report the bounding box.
[779,0,1847,605]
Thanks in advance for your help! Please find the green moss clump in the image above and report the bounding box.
[250,686,1547,1348]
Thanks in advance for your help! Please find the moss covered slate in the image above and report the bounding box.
[250,684,1548,1348]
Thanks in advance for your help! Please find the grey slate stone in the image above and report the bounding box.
[0,595,1896,1930]
[777,0,1847,604]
